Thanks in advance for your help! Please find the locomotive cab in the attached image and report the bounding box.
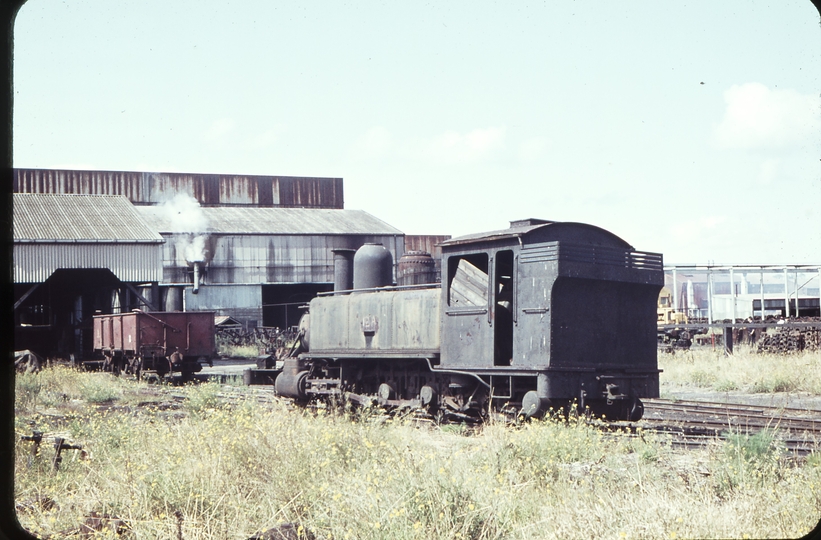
[439,218,664,419]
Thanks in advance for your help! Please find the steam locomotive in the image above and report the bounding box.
[269,218,663,421]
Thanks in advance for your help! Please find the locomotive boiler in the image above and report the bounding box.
[273,218,664,421]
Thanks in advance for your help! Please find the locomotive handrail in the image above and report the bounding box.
[444,308,487,316]
[425,358,490,389]
[317,283,441,296]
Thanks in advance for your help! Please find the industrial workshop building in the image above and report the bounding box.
[663,265,821,322]
[13,168,446,360]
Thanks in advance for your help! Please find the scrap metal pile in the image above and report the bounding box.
[216,326,299,355]
[756,318,821,354]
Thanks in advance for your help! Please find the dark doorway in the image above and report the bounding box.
[494,251,514,366]
[262,283,333,329]
[14,268,143,360]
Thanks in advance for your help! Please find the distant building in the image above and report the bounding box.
[13,169,440,359]
[664,265,821,321]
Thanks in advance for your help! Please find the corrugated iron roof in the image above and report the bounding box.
[135,206,403,235]
[13,194,164,243]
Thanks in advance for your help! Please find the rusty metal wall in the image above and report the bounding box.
[159,234,405,285]
[403,235,450,281]
[14,169,344,208]
[14,243,163,283]
[183,284,263,326]
[404,235,451,259]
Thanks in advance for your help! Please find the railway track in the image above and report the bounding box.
[59,378,821,458]
[629,398,821,457]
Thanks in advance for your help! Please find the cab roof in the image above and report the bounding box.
[440,218,633,251]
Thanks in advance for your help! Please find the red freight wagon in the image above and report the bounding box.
[92,310,216,380]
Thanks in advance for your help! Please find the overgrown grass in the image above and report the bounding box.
[14,366,130,413]
[14,366,821,539]
[659,346,821,395]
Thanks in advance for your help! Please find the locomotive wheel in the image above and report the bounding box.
[627,398,644,422]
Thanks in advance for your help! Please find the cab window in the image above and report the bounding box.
[447,254,489,307]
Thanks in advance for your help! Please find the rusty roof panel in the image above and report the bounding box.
[136,206,402,236]
[14,169,344,208]
[13,194,163,242]
[404,235,452,257]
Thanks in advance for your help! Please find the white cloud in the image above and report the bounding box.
[518,136,552,162]
[713,83,821,149]
[351,126,393,160]
[248,128,282,149]
[202,118,236,142]
[757,158,779,185]
[420,127,506,163]
[350,126,507,164]
[670,215,727,241]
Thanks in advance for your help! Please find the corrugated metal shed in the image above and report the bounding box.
[14,169,344,209]
[13,194,163,283]
[135,206,402,235]
[158,233,405,285]
[14,194,164,242]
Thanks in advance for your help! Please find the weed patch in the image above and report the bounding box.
[660,347,821,395]
[13,366,821,539]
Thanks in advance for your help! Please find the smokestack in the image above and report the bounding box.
[193,262,201,295]
[332,248,356,293]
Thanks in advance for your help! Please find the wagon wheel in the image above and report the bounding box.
[111,356,122,377]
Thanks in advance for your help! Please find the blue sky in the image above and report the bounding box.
[12,1,821,265]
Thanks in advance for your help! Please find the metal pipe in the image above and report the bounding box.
[331,248,355,293]
[784,267,789,318]
[671,268,678,313]
[193,262,200,295]
[707,268,713,323]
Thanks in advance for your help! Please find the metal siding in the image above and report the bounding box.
[160,233,403,285]
[14,243,162,283]
[13,169,147,201]
[184,284,261,311]
[14,169,344,208]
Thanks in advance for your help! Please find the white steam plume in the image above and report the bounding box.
[157,193,209,264]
